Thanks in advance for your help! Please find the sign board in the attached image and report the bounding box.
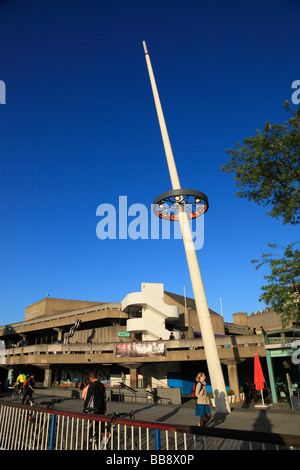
[118,332,131,337]
[116,341,166,358]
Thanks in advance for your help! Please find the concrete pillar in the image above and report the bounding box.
[43,367,52,388]
[130,368,138,388]
[227,364,240,402]
[121,363,141,388]
[265,349,277,404]
[55,329,64,341]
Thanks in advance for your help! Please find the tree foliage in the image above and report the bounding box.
[222,102,300,326]
[252,243,300,327]
[222,102,300,225]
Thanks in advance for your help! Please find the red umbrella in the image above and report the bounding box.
[254,354,268,407]
[254,354,265,390]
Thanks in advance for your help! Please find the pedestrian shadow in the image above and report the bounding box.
[209,390,228,427]
[208,394,279,449]
[252,409,272,433]
[209,412,227,427]
[154,406,182,423]
[132,404,157,415]
[132,403,182,423]
[239,409,275,449]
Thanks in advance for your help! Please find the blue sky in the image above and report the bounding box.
[0,0,299,326]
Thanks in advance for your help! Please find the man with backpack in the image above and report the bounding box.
[22,374,35,404]
[14,373,27,393]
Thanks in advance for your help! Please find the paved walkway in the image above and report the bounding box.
[2,392,299,437]
[104,400,300,437]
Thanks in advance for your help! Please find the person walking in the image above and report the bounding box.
[83,371,106,440]
[194,372,211,427]
[22,374,35,404]
[83,371,106,415]
[243,380,258,404]
[81,378,91,401]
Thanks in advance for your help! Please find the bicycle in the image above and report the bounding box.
[24,397,64,407]
[11,383,24,400]
[100,410,138,450]
[25,398,66,449]
[26,400,49,449]
[82,408,137,450]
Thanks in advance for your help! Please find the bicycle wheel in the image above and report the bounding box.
[12,388,20,400]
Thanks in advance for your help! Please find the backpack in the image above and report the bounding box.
[191,381,202,398]
[23,378,28,389]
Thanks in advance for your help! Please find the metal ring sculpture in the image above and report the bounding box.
[153,189,209,221]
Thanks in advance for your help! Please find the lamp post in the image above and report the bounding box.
[143,41,230,414]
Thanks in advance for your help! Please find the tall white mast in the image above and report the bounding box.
[143,41,230,414]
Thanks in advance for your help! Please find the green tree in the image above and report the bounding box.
[222,102,300,225]
[222,102,300,326]
[252,243,300,327]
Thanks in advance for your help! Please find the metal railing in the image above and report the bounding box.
[0,400,299,451]
[3,335,265,359]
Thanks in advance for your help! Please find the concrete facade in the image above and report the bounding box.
[232,309,293,332]
[24,297,101,322]
[1,283,291,404]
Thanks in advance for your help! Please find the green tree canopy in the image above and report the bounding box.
[222,102,300,225]
[222,102,300,326]
[252,243,300,327]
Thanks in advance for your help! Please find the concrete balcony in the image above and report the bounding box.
[2,335,265,367]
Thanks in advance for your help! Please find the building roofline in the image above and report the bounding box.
[164,291,220,316]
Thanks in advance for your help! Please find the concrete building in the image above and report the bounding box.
[233,310,286,332]
[1,282,297,405]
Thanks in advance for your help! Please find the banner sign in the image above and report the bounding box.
[115,341,166,358]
